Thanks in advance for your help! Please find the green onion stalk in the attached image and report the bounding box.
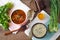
[49,0,59,32]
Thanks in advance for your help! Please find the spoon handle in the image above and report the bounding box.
[4,25,27,35]
[4,29,19,35]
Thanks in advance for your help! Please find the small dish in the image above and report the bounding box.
[32,23,47,38]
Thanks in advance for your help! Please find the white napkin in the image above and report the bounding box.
[24,10,50,36]
[0,0,30,34]
[9,22,21,34]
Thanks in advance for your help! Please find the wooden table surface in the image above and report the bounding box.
[0,27,30,40]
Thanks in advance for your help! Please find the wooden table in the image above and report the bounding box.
[0,27,30,40]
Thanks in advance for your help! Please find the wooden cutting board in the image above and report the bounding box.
[21,0,38,11]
